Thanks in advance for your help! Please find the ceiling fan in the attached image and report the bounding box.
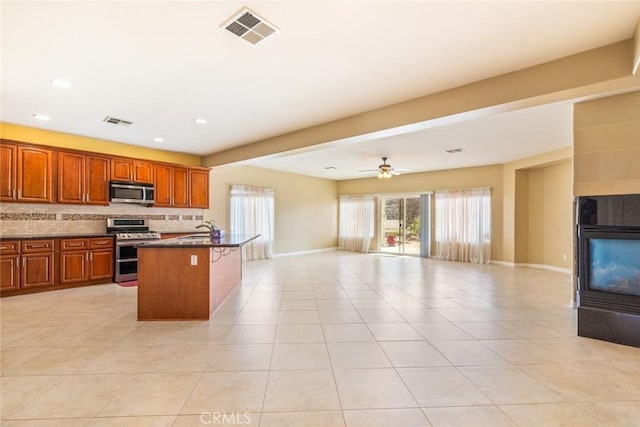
[359,157,412,179]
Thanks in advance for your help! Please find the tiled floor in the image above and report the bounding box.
[2,251,640,426]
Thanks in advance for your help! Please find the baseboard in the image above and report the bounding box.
[273,247,338,257]
[490,260,571,274]
[490,260,515,267]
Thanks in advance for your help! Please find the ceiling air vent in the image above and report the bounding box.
[222,8,279,45]
[103,116,133,127]
[446,148,464,154]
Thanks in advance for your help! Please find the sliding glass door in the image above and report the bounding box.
[380,196,422,255]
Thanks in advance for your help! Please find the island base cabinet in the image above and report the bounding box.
[137,246,242,320]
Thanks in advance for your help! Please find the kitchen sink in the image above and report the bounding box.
[177,234,211,240]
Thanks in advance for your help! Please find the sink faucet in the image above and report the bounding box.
[196,220,216,232]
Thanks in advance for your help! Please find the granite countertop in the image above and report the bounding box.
[137,233,260,248]
[0,233,114,240]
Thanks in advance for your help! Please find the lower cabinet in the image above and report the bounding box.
[0,244,21,292]
[21,240,55,289]
[60,237,113,284]
[1,236,114,296]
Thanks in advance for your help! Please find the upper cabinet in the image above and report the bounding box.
[2,140,207,209]
[0,144,17,201]
[58,152,110,205]
[111,158,154,184]
[0,142,52,203]
[189,169,209,208]
[154,164,190,208]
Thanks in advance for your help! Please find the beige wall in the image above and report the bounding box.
[503,147,573,264]
[338,164,504,261]
[207,165,338,254]
[574,90,640,196]
[521,161,573,269]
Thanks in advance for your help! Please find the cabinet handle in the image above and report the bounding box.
[90,253,93,261]
[29,244,47,248]
[94,241,108,245]
[67,243,83,247]
[16,258,19,268]
[22,258,25,268]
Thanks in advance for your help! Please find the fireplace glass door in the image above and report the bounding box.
[589,238,640,297]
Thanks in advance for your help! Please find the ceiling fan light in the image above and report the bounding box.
[378,170,392,179]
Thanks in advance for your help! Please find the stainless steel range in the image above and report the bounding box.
[107,218,161,282]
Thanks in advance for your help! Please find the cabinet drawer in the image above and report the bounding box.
[21,239,54,253]
[89,237,113,249]
[0,240,20,255]
[60,238,89,251]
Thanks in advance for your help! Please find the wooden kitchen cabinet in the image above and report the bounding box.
[111,158,154,184]
[188,168,209,208]
[0,144,18,201]
[0,241,20,292]
[57,152,110,205]
[20,239,55,289]
[0,142,53,203]
[154,164,189,207]
[60,237,113,284]
[88,237,114,280]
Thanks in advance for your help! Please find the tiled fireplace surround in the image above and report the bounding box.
[0,203,204,237]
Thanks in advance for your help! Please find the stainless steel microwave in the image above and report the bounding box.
[110,181,155,206]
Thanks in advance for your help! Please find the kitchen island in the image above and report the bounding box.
[136,234,259,320]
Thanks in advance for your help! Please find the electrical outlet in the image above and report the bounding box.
[191,255,198,265]
[562,254,567,261]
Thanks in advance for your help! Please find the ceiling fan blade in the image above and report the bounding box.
[393,168,412,172]
[358,169,379,173]
[390,170,402,175]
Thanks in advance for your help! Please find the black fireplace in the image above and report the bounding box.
[576,195,640,347]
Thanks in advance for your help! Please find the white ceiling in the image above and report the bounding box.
[2,1,640,180]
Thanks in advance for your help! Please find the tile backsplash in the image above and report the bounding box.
[0,203,205,237]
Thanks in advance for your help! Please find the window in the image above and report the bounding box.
[435,187,491,264]
[230,185,274,260]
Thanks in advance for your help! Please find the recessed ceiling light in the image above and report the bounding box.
[194,118,207,124]
[154,137,164,143]
[50,78,71,88]
[32,113,51,121]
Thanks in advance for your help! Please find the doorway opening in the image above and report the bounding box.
[380,195,425,256]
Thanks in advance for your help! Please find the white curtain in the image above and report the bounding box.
[230,185,274,260]
[339,196,374,253]
[435,187,491,264]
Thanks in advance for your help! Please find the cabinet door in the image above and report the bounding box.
[189,169,209,208]
[134,161,154,184]
[0,255,20,292]
[89,249,113,280]
[0,143,17,201]
[21,253,55,288]
[57,152,85,204]
[59,251,88,284]
[173,167,189,207]
[17,146,52,203]
[111,159,134,181]
[154,164,172,207]
[85,155,110,205]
